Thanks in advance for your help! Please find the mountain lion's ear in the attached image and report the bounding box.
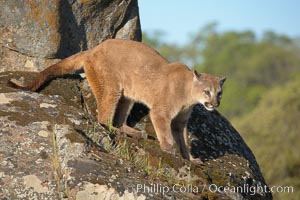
[193,70,201,81]
[219,77,226,86]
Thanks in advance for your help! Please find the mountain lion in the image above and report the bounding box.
[9,39,226,163]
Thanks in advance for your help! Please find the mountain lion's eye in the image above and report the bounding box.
[218,92,222,99]
[204,90,211,97]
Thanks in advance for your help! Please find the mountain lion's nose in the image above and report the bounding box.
[212,103,219,107]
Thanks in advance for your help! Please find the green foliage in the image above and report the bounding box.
[233,78,300,200]
[142,31,198,66]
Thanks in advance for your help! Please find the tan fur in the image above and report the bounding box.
[9,39,226,162]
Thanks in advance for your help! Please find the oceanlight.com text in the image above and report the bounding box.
[208,184,294,195]
[136,183,294,196]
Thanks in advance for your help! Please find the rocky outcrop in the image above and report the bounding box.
[0,72,272,200]
[0,0,141,71]
[0,73,147,199]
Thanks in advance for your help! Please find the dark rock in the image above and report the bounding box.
[130,104,273,200]
[188,111,271,200]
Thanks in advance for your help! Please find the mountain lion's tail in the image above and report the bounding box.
[8,51,86,91]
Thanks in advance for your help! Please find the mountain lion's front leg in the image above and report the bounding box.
[150,108,175,155]
[171,119,190,160]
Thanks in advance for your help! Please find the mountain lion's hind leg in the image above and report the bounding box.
[97,85,122,127]
[84,66,121,127]
[120,125,147,139]
[114,96,147,138]
[113,96,134,127]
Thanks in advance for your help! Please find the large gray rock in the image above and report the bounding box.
[0,74,147,199]
[0,0,141,71]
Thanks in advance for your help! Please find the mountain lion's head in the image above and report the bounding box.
[192,70,226,111]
